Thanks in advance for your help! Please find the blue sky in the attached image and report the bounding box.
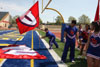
[0,0,98,23]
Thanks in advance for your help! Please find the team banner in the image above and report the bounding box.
[94,0,99,21]
[16,1,39,34]
[0,45,46,59]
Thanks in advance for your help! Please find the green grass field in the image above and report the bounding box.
[37,30,87,67]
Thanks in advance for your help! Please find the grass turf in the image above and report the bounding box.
[37,30,87,67]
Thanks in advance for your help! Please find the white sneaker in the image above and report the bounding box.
[49,46,52,49]
[77,48,80,50]
[60,60,65,63]
[71,60,75,63]
[77,55,82,59]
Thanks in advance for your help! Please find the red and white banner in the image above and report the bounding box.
[0,45,47,59]
[94,0,100,21]
[16,1,39,34]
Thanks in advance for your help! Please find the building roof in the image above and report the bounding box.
[0,12,9,21]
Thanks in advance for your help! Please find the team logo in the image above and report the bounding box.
[19,11,36,27]
[91,38,97,44]
[70,30,74,35]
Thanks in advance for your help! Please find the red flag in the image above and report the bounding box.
[0,45,47,59]
[16,1,39,34]
[94,0,99,21]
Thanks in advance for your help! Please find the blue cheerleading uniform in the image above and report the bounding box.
[78,29,83,40]
[61,25,78,62]
[87,32,100,59]
[46,31,59,48]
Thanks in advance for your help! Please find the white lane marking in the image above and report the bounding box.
[0,59,7,67]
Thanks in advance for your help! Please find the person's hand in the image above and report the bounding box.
[83,51,87,56]
[64,38,66,43]
[85,43,89,51]
[39,36,42,40]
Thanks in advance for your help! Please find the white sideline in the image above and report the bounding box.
[36,31,67,67]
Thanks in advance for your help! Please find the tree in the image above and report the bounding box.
[10,15,19,28]
[12,15,19,24]
[55,16,63,25]
[68,16,76,23]
[39,17,43,24]
[8,15,13,28]
[78,14,90,24]
[9,15,12,23]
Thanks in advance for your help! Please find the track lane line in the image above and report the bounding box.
[31,31,34,67]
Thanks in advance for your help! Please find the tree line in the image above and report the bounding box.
[55,14,91,25]
[10,14,91,28]
[41,14,91,25]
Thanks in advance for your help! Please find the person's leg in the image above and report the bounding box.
[49,38,53,49]
[61,42,70,62]
[49,40,51,46]
[53,37,59,48]
[94,59,100,67]
[78,39,82,48]
[70,41,75,62]
[87,56,94,67]
[80,44,85,55]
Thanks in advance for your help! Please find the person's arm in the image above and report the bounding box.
[64,32,67,37]
[83,33,91,56]
[76,28,79,40]
[77,31,79,39]
[76,32,79,40]
[64,26,68,38]
[41,36,46,39]
[63,26,68,42]
[63,31,67,42]
[41,32,47,39]
[85,33,91,51]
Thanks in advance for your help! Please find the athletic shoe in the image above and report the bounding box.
[49,46,52,49]
[56,46,59,48]
[77,55,82,59]
[77,47,80,50]
[61,60,66,63]
[71,60,75,63]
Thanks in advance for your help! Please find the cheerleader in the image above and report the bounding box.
[86,21,100,67]
[77,24,83,49]
[61,20,78,63]
[41,28,59,49]
[78,24,90,58]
